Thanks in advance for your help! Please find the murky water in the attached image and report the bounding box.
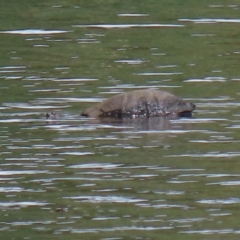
[1,1,240,239]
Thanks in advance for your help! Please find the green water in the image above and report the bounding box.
[1,0,240,240]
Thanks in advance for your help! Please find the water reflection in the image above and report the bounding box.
[98,117,175,131]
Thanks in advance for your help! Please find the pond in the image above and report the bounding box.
[1,1,240,240]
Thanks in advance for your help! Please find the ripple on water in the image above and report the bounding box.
[69,226,173,234]
[119,129,213,134]
[135,72,183,76]
[29,89,61,93]
[187,96,232,101]
[23,77,98,82]
[184,77,226,82]
[77,38,100,44]
[60,151,94,156]
[11,220,55,226]
[179,18,240,23]
[0,170,50,175]
[34,44,49,48]
[154,190,185,195]
[63,195,146,203]
[178,173,240,178]
[0,119,43,123]
[168,217,206,223]
[190,139,240,143]
[171,118,228,124]
[0,187,44,193]
[46,38,72,42]
[179,229,234,234]
[156,64,178,68]
[92,217,120,221]
[37,97,102,104]
[0,66,26,69]
[98,84,179,89]
[99,84,158,89]
[115,59,146,64]
[208,4,224,7]
[117,13,149,17]
[227,124,240,129]
[137,203,191,209]
[197,198,240,204]
[207,181,240,186]
[68,163,123,169]
[167,152,240,158]
[0,66,26,75]
[45,123,132,132]
[73,23,184,29]
[0,201,49,208]
[2,102,69,110]
[191,33,215,37]
[0,29,70,34]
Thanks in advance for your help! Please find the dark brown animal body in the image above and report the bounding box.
[81,89,195,119]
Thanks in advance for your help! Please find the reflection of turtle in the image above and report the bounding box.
[81,89,195,119]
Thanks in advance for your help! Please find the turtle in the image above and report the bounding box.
[81,89,195,119]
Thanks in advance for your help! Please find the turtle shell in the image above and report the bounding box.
[81,89,195,118]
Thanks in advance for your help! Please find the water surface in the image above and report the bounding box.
[1,1,240,240]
